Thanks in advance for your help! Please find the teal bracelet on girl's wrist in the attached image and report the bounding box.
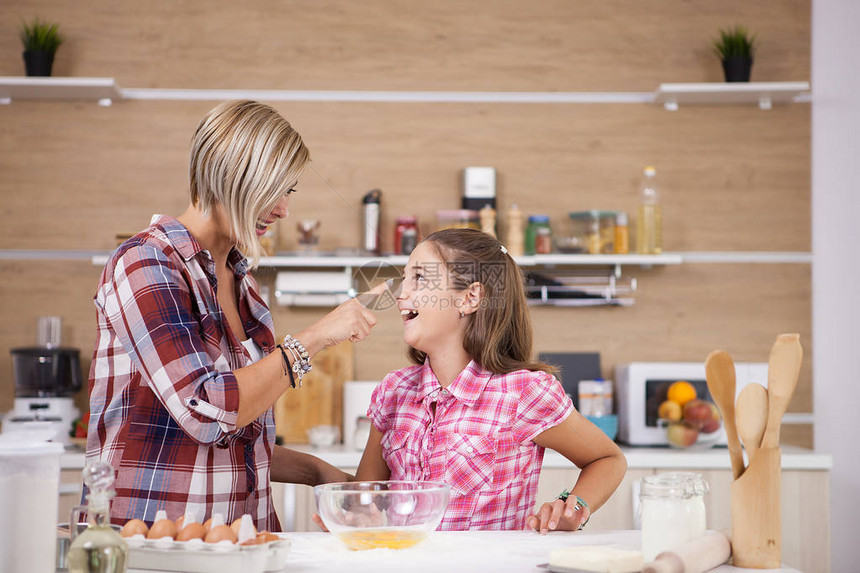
[557,490,590,530]
[556,490,589,509]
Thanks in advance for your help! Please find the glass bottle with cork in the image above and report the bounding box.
[68,461,127,573]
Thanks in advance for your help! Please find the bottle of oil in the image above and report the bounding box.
[636,166,662,254]
[68,462,128,573]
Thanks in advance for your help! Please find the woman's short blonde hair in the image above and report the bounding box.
[189,100,310,266]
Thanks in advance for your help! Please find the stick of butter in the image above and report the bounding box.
[549,546,644,573]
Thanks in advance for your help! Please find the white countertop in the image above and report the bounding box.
[60,444,832,471]
[125,530,803,573]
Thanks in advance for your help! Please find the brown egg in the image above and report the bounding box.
[176,522,206,542]
[147,518,178,539]
[205,524,238,544]
[202,517,213,533]
[174,515,185,530]
[256,531,279,544]
[230,517,257,537]
[120,519,149,538]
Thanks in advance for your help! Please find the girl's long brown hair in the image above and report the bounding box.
[408,228,556,376]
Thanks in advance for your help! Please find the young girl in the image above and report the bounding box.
[356,228,627,533]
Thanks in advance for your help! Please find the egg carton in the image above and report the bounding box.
[126,536,290,573]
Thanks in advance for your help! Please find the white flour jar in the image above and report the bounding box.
[639,472,709,561]
[0,432,64,573]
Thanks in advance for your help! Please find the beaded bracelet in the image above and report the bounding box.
[282,334,312,387]
[557,490,590,530]
[275,344,297,388]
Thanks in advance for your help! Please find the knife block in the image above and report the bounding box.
[730,446,781,568]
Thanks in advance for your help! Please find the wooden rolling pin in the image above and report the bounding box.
[641,531,731,573]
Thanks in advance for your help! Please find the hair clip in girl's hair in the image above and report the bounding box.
[500,245,508,255]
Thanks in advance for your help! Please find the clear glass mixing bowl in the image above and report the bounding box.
[313,481,450,550]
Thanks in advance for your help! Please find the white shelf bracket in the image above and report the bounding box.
[758,95,772,110]
[663,99,679,112]
[98,98,113,107]
[0,97,10,105]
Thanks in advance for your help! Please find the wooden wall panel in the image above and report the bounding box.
[0,101,810,252]
[0,0,813,446]
[0,1,809,90]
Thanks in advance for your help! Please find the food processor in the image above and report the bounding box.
[2,317,82,444]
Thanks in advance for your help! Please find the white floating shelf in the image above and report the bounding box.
[654,81,811,110]
[1,78,812,110]
[0,250,812,267]
[678,251,812,264]
[0,77,121,105]
[122,88,654,104]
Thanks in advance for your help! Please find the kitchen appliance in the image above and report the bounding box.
[3,345,83,444]
[538,352,601,410]
[343,381,379,450]
[461,167,496,211]
[615,361,767,446]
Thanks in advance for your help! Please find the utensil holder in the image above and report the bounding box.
[730,446,781,568]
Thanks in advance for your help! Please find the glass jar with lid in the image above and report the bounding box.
[394,216,420,255]
[525,215,552,255]
[639,472,709,561]
[566,211,601,254]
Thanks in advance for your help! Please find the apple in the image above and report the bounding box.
[701,402,722,434]
[666,422,699,448]
[658,400,682,422]
[682,399,714,430]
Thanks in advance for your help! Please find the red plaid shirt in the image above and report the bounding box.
[368,360,573,530]
[86,215,280,531]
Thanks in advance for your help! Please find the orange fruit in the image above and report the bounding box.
[667,381,697,406]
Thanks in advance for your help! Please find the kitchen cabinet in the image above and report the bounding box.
[271,446,831,573]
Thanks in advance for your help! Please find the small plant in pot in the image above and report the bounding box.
[713,26,756,82]
[19,18,64,77]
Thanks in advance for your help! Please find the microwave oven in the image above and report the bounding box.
[614,361,768,446]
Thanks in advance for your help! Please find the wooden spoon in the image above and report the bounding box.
[736,383,769,465]
[705,350,745,479]
[761,333,803,449]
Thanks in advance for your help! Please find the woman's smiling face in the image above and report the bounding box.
[397,241,469,355]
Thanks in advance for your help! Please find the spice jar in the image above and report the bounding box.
[614,212,629,254]
[525,215,551,255]
[394,216,419,255]
[639,472,709,561]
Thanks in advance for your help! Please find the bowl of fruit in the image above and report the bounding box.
[658,381,723,450]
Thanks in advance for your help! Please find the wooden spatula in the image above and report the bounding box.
[736,383,769,465]
[761,333,803,449]
[705,350,745,479]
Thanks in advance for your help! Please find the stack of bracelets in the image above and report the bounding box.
[276,334,313,388]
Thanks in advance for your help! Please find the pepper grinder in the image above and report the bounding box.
[506,204,524,257]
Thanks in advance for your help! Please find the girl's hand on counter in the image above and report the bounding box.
[526,497,590,534]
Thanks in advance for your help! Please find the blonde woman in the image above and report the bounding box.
[87,100,381,531]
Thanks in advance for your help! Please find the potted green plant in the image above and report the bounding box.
[713,26,756,82]
[19,18,64,77]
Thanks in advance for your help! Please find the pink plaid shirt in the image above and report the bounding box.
[87,215,280,531]
[368,360,573,530]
